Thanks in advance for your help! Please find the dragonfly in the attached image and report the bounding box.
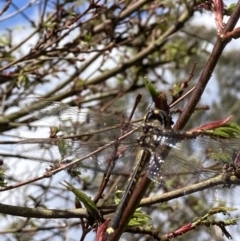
[15,98,240,222]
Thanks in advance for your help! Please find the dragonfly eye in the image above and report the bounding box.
[143,109,169,129]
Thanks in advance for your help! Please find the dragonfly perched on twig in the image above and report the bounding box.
[15,98,240,231]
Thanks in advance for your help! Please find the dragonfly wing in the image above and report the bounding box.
[15,138,137,175]
[15,139,89,163]
[148,136,240,205]
[20,97,140,137]
[17,98,141,173]
[75,145,137,175]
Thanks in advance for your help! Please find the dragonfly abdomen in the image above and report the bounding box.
[108,149,152,231]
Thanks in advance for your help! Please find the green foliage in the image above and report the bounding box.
[0,169,7,187]
[128,208,152,227]
[203,122,240,139]
[61,181,100,220]
[114,190,151,227]
[144,79,160,100]
[226,3,236,15]
[17,70,30,90]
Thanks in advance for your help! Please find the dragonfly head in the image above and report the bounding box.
[143,109,171,129]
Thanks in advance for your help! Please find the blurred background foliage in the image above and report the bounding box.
[0,0,239,240]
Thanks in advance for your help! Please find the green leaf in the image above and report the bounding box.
[203,122,240,139]
[144,78,160,99]
[114,190,123,205]
[128,208,151,227]
[210,152,232,163]
[208,207,238,215]
[171,83,182,96]
[61,181,100,220]
[225,3,236,15]
[17,70,30,90]
[56,139,71,158]
[0,169,7,187]
[113,190,151,227]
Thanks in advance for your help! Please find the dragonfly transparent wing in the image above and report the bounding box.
[15,137,139,175]
[17,97,143,174]
[19,97,139,137]
[147,135,240,205]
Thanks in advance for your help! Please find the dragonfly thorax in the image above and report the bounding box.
[138,132,169,150]
[138,109,172,150]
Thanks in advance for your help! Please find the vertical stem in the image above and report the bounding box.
[106,149,151,241]
[107,173,151,241]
